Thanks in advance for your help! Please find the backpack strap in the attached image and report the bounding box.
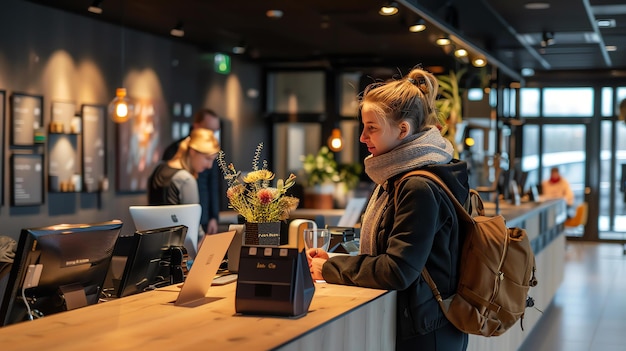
[396,170,478,221]
[393,170,472,309]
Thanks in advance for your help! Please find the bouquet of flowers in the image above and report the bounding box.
[217,143,299,223]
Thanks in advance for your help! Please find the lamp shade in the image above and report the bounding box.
[108,88,133,123]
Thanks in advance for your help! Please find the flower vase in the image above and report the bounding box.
[244,221,283,246]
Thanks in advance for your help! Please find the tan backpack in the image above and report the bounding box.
[396,170,538,337]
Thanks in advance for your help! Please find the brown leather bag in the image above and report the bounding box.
[396,170,538,337]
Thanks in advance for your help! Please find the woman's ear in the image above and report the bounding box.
[398,121,411,139]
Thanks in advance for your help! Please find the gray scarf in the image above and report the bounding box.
[360,126,453,254]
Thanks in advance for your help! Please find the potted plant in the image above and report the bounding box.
[300,146,362,209]
[436,68,466,157]
[218,143,300,245]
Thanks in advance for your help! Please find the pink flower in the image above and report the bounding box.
[226,184,244,199]
[257,188,275,205]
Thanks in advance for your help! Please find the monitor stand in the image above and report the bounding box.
[58,283,88,311]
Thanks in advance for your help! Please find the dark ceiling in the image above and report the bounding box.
[25,0,626,81]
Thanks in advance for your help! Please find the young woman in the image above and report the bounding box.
[308,67,470,350]
[148,127,220,206]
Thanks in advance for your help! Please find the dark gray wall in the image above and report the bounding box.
[0,0,265,239]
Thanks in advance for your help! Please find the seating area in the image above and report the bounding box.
[564,202,588,236]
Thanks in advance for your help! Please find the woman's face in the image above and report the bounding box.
[189,149,217,174]
[359,104,403,156]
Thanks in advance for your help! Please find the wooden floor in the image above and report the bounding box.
[518,241,626,351]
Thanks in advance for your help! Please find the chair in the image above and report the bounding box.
[564,202,588,236]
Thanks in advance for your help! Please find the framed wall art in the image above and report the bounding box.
[81,104,108,192]
[10,93,43,146]
[11,153,44,206]
[116,99,162,192]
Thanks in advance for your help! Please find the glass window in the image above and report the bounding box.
[599,120,626,235]
[617,87,626,102]
[502,88,517,117]
[542,125,586,206]
[602,87,613,117]
[500,88,517,118]
[267,71,325,114]
[521,125,539,189]
[617,87,626,118]
[508,89,516,118]
[542,87,593,117]
[520,88,540,117]
[339,72,361,117]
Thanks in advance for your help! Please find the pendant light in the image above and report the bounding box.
[108,1,132,123]
[327,127,344,152]
[109,88,132,123]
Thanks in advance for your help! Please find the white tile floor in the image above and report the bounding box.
[518,242,626,351]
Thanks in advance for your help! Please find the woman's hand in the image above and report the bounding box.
[306,248,329,281]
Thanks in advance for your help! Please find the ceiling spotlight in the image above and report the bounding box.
[233,41,247,54]
[170,21,184,37]
[266,9,284,19]
[597,19,616,28]
[436,35,451,46]
[409,19,426,33]
[472,57,487,67]
[606,45,617,52]
[540,31,554,47]
[454,48,468,57]
[379,2,399,16]
[87,0,103,14]
[524,2,550,10]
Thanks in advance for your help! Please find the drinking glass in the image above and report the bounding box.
[303,228,331,252]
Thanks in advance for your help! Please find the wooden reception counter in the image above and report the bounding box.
[0,199,565,351]
[0,282,395,351]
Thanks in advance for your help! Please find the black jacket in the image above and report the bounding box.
[322,160,469,339]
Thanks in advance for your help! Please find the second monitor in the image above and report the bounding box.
[129,204,201,258]
[114,225,188,298]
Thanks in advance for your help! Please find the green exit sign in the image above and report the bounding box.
[214,53,231,74]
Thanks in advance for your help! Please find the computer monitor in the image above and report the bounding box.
[116,225,188,298]
[129,204,201,258]
[0,220,123,327]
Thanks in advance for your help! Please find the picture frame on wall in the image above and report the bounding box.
[81,104,108,193]
[10,93,44,146]
[11,153,44,206]
[116,99,162,192]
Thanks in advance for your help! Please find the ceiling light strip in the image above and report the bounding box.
[396,0,524,83]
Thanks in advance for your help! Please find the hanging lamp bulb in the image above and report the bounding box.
[108,88,133,123]
[327,128,343,152]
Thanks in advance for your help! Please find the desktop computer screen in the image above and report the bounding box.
[0,220,123,326]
